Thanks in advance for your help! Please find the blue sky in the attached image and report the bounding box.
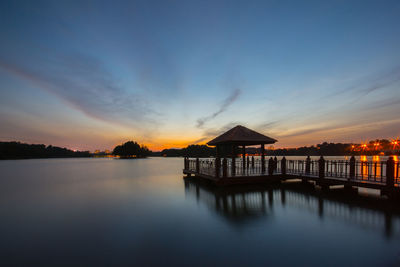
[0,0,400,151]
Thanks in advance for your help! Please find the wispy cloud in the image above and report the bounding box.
[196,88,241,128]
[277,118,400,140]
[277,126,335,138]
[192,122,240,144]
[192,137,209,144]
[255,120,280,131]
[0,54,156,127]
[326,65,400,99]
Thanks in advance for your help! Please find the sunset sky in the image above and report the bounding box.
[1,0,400,151]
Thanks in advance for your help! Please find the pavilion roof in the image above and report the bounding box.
[207,125,277,146]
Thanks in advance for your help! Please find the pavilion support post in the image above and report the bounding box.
[251,156,255,169]
[231,145,236,177]
[268,157,274,176]
[215,145,221,178]
[261,144,265,174]
[305,156,311,175]
[281,157,286,175]
[247,156,250,169]
[222,158,227,177]
[242,145,246,173]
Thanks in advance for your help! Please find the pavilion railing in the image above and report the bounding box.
[184,156,400,187]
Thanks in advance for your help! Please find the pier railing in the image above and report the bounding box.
[184,156,399,187]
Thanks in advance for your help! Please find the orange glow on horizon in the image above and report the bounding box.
[142,139,208,151]
[107,135,400,153]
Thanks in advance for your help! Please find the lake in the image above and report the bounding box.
[0,157,399,266]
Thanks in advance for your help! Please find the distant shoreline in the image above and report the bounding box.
[2,155,399,161]
[0,141,91,160]
[2,140,399,160]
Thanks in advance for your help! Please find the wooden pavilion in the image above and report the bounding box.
[208,125,277,175]
[183,125,399,198]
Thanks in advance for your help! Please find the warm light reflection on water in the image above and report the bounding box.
[0,157,399,266]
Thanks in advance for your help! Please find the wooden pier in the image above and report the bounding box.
[184,125,400,198]
[183,156,400,198]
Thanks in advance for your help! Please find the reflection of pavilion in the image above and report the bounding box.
[184,177,275,225]
[184,177,400,238]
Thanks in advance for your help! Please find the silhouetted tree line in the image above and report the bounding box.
[0,142,90,160]
[156,139,399,158]
[160,145,216,157]
[267,143,350,156]
[112,141,150,158]
[267,140,398,156]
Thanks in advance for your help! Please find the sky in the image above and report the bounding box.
[0,0,400,151]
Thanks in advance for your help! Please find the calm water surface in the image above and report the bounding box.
[0,157,399,266]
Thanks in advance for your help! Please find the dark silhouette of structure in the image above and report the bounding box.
[183,125,400,199]
[207,125,277,178]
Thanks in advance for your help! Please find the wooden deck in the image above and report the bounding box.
[183,157,400,197]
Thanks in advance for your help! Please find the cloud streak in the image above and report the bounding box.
[196,88,241,128]
[191,122,241,145]
[0,54,156,127]
[277,118,400,140]
[325,65,400,99]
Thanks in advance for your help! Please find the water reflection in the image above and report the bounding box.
[185,178,273,225]
[184,177,400,238]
